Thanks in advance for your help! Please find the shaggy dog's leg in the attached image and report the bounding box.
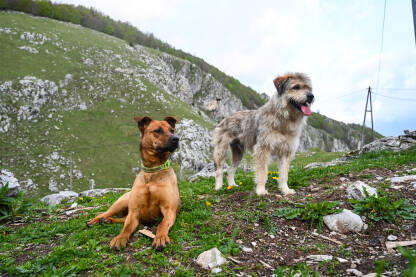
[254,145,270,195]
[213,137,229,190]
[227,139,244,187]
[278,155,295,195]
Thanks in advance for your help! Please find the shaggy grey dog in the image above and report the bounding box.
[213,73,314,196]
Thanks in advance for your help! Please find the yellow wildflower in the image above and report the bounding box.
[79,197,83,201]
[227,185,232,190]
[239,182,242,185]
[371,209,376,213]
[206,201,212,207]
[272,176,279,180]
[102,196,106,199]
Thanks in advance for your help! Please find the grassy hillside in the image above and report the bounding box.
[309,113,383,149]
[1,147,415,276]
[0,12,213,197]
[1,1,265,109]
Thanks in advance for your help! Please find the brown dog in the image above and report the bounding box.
[87,116,181,250]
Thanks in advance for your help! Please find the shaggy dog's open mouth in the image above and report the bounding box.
[290,99,312,116]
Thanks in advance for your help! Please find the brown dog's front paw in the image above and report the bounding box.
[152,234,170,250]
[110,236,128,250]
[86,217,102,227]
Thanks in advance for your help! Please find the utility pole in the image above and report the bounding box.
[361,86,375,148]
[412,0,416,45]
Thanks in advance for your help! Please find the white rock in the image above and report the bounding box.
[41,191,79,206]
[196,248,226,269]
[387,235,397,241]
[390,175,416,183]
[79,188,129,197]
[251,242,257,247]
[211,268,222,274]
[346,181,377,199]
[323,209,364,233]
[70,202,78,208]
[346,268,363,276]
[337,257,348,263]
[306,255,333,262]
[242,247,253,253]
[0,169,20,196]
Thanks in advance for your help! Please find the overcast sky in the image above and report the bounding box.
[56,0,416,136]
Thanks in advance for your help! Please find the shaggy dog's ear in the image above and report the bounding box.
[163,116,179,129]
[134,116,152,133]
[273,75,291,95]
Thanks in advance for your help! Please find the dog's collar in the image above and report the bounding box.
[141,159,171,173]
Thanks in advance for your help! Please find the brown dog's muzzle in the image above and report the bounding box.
[157,136,179,153]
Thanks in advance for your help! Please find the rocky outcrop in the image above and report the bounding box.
[171,119,212,172]
[358,130,416,155]
[134,45,244,121]
[299,124,351,152]
[0,169,20,196]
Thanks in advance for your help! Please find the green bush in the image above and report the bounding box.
[274,201,341,232]
[398,246,416,277]
[349,189,416,224]
[0,183,31,221]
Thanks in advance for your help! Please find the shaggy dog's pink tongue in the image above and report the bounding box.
[301,105,312,116]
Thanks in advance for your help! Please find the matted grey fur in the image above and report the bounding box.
[213,73,314,195]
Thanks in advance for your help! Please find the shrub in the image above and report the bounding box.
[274,201,341,232]
[349,189,416,223]
[0,183,31,221]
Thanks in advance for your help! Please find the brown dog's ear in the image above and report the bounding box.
[134,116,152,133]
[273,74,291,95]
[163,116,179,129]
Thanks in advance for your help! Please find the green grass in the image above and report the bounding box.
[1,147,415,275]
[0,12,213,197]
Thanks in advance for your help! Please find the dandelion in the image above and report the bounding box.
[272,176,279,180]
[239,182,242,185]
[371,209,376,213]
[227,185,232,190]
[205,201,212,207]
[79,197,83,201]
[268,171,272,175]
[102,196,106,199]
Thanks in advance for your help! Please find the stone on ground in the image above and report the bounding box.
[323,209,364,233]
[41,191,79,206]
[196,247,226,269]
[0,169,20,197]
[346,181,377,199]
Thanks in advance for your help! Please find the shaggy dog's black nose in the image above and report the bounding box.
[307,93,314,103]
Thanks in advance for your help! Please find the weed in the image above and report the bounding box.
[349,189,416,224]
[0,184,31,221]
[398,246,416,277]
[274,263,320,277]
[274,201,341,232]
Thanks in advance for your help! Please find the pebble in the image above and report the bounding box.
[211,268,222,274]
[251,242,257,247]
[269,234,275,239]
[306,255,333,262]
[347,269,363,276]
[70,202,78,208]
[337,257,348,263]
[387,235,397,241]
[236,239,243,244]
[242,247,253,253]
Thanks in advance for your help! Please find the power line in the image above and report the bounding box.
[372,92,416,102]
[374,0,387,102]
[319,89,365,102]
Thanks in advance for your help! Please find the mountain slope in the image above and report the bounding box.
[0,12,382,198]
[0,12,219,197]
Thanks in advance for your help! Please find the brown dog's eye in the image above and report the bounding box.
[170,129,174,134]
[153,128,163,134]
[292,84,300,90]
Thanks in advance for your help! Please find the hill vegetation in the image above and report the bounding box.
[0,0,265,109]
